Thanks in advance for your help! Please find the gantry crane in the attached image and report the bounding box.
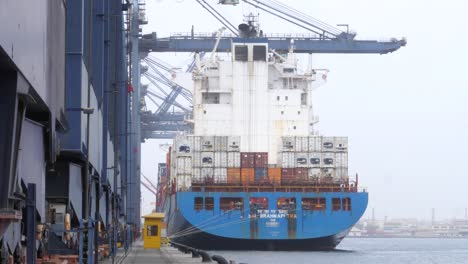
[139,0,406,140]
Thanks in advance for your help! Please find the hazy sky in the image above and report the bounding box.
[140,0,468,220]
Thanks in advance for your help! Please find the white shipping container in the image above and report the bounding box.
[295,152,309,168]
[201,136,214,151]
[322,137,335,152]
[192,152,201,167]
[227,136,240,152]
[175,135,192,156]
[294,137,308,152]
[309,152,321,168]
[176,175,192,191]
[214,168,227,183]
[214,152,228,167]
[193,168,201,181]
[282,137,295,152]
[191,136,202,152]
[335,137,348,152]
[301,137,309,152]
[281,152,295,168]
[336,167,348,178]
[308,136,322,152]
[308,168,321,178]
[214,136,228,151]
[227,152,241,167]
[201,152,214,167]
[335,153,348,167]
[321,168,335,178]
[176,157,192,174]
[322,152,335,167]
[333,175,347,184]
[201,168,214,178]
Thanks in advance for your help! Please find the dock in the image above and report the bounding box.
[105,241,234,264]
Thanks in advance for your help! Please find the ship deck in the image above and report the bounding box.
[191,183,360,193]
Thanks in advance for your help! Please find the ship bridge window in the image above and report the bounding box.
[205,197,214,210]
[253,45,267,61]
[202,92,220,104]
[301,93,307,105]
[249,197,268,210]
[302,198,326,211]
[332,198,341,211]
[220,197,244,211]
[235,46,248,61]
[324,158,334,165]
[342,198,351,211]
[283,68,294,73]
[194,197,203,210]
[277,198,296,210]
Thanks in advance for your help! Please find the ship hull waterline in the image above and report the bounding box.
[164,191,368,251]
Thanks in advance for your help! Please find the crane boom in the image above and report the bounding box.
[140,35,406,54]
[141,0,406,54]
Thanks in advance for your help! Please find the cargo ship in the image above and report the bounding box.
[156,22,368,251]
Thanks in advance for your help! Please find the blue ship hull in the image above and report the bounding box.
[164,191,368,250]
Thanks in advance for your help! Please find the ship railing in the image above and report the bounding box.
[168,32,325,40]
[165,32,404,43]
[190,181,361,193]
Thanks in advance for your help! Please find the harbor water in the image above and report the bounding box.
[211,238,468,264]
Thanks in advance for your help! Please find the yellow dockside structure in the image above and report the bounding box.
[142,213,165,249]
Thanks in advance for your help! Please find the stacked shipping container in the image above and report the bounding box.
[174,135,241,188]
[172,135,349,190]
[278,136,349,184]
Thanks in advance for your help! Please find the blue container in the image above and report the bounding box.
[254,168,268,182]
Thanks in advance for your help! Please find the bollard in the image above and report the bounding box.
[191,249,200,258]
[176,245,184,253]
[198,250,212,262]
[212,255,229,264]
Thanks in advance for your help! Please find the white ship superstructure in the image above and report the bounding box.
[170,24,350,191]
[192,40,315,164]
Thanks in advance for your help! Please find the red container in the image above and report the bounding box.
[281,168,295,184]
[240,152,255,168]
[281,168,307,184]
[295,168,308,180]
[166,148,171,178]
[254,152,268,167]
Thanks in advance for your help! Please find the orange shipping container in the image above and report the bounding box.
[268,168,281,185]
[241,168,255,185]
[227,168,241,184]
